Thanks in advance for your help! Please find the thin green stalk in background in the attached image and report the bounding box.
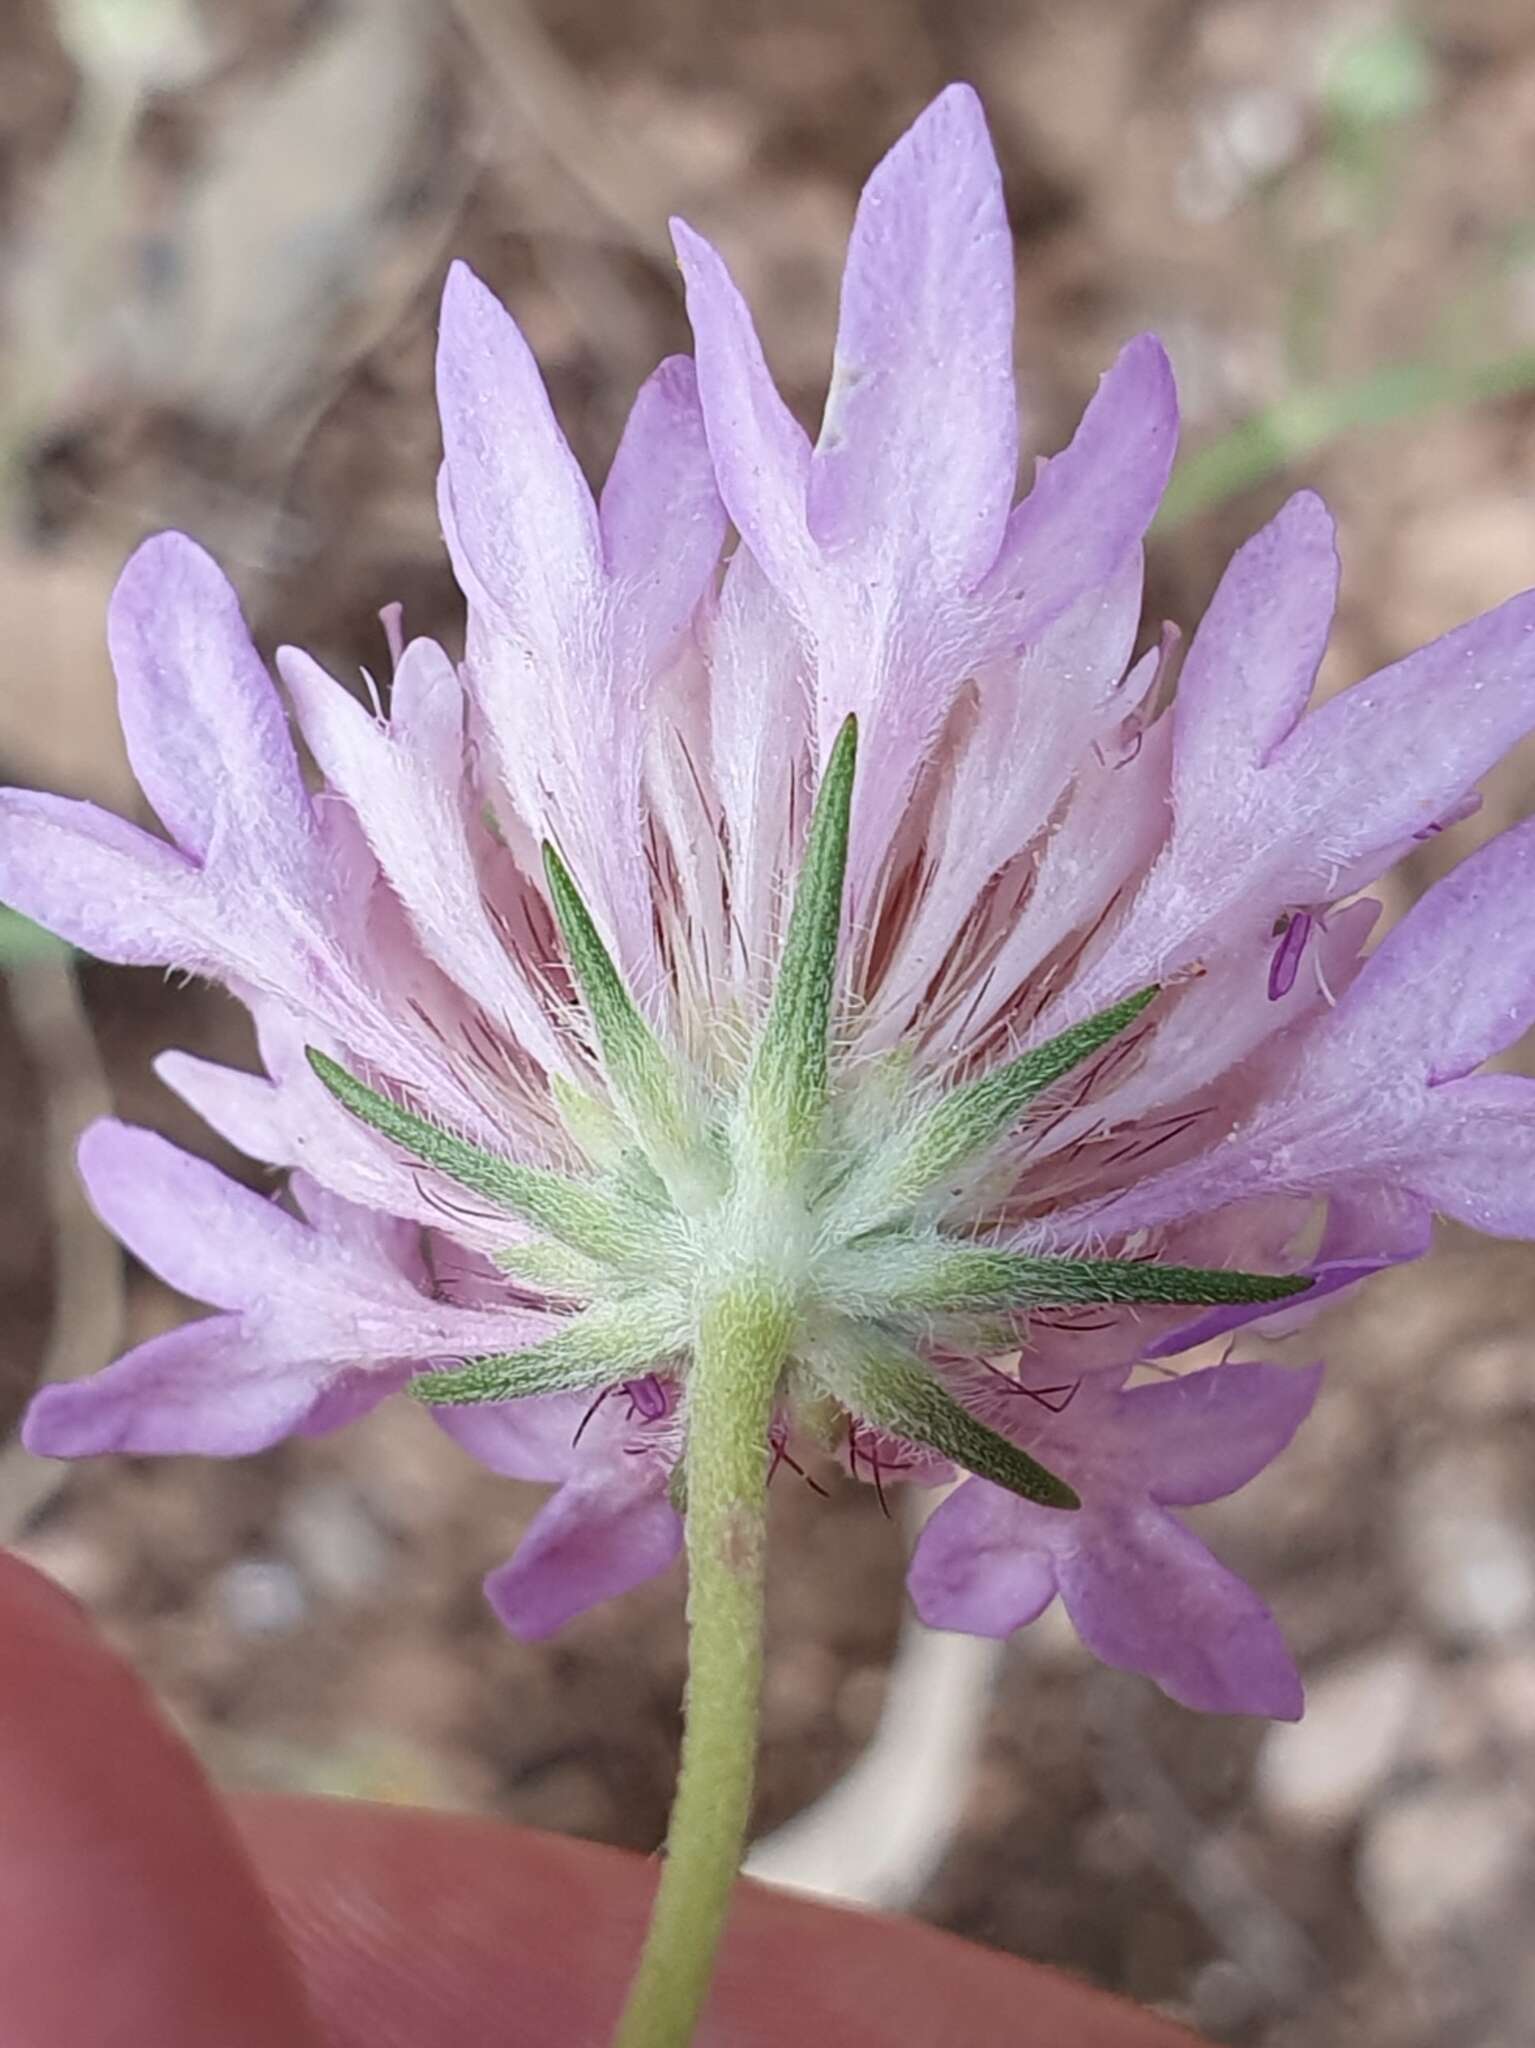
[1156,347,1535,532]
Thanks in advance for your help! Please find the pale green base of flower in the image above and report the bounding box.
[611,1281,789,2048]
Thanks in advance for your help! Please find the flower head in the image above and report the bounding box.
[11,85,1535,1721]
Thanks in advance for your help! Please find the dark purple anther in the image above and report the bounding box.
[625,1374,669,1422]
[1267,911,1313,1002]
[1413,791,1482,841]
[1092,718,1145,772]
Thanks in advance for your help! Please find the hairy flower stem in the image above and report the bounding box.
[611,1280,791,2048]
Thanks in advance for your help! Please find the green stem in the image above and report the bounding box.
[611,1281,790,2048]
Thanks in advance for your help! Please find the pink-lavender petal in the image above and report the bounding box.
[1121,1360,1323,1508]
[0,790,210,967]
[22,1319,367,1459]
[806,83,1016,585]
[599,354,729,659]
[906,1479,1059,1638]
[982,333,1179,642]
[106,533,318,867]
[1057,1503,1304,1719]
[671,217,815,597]
[482,1473,683,1640]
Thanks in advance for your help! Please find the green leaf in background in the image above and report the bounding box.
[1156,348,1535,532]
[0,909,71,969]
[1324,20,1434,134]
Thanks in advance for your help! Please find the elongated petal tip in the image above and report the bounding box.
[668,221,742,336]
[106,526,313,874]
[20,1372,202,1459]
[74,1116,174,1243]
[436,258,534,421]
[668,219,734,312]
[1059,1507,1306,1719]
[75,1112,129,1180]
[1111,330,1177,397]
[926,78,986,124]
[1274,483,1335,536]
[668,212,813,591]
[21,1322,324,1459]
[111,527,219,607]
[598,353,726,641]
[107,530,251,686]
[1258,484,1343,600]
[438,255,494,334]
[1107,333,1180,473]
[667,214,711,269]
[21,1383,93,1457]
[805,82,1016,578]
[483,1480,684,1639]
[858,82,997,206]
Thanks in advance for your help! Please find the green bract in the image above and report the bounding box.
[544,842,723,1209]
[740,714,858,1178]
